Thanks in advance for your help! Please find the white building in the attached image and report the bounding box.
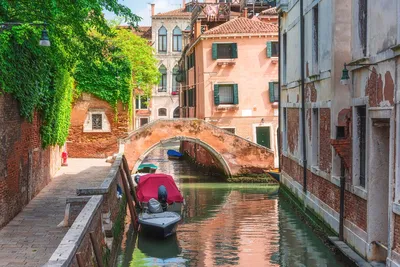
[149,3,192,122]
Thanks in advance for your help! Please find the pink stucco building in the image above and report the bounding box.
[179,17,279,167]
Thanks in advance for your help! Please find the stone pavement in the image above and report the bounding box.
[0,159,111,267]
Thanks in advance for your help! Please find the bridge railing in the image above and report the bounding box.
[44,154,137,267]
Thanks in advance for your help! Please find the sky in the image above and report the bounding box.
[104,0,185,26]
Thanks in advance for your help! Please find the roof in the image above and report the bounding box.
[259,7,278,16]
[203,17,278,35]
[132,26,152,39]
[152,7,192,18]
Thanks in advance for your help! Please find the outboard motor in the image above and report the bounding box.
[134,174,141,184]
[158,185,168,211]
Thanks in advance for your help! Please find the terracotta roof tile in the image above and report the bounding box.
[203,17,278,35]
[260,7,278,16]
[133,26,152,39]
[152,8,191,18]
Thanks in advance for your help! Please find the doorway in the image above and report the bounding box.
[256,126,271,149]
[368,118,390,261]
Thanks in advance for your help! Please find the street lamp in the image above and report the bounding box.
[340,62,378,85]
[0,22,51,47]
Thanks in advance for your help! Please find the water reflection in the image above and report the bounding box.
[117,144,346,267]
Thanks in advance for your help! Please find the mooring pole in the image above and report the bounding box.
[339,160,345,241]
[120,166,138,230]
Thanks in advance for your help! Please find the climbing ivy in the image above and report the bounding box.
[0,0,141,147]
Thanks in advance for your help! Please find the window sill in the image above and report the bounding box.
[216,59,236,66]
[393,203,400,216]
[216,104,238,110]
[350,185,368,200]
[83,129,111,133]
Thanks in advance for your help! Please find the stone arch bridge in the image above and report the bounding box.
[120,119,275,177]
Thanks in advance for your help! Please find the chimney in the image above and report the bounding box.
[194,19,202,38]
[151,4,155,17]
[243,7,248,18]
[182,0,186,9]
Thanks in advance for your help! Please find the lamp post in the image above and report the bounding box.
[0,22,51,47]
[340,62,378,85]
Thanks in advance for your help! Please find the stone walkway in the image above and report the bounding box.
[0,159,112,267]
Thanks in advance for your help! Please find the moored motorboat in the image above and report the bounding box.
[137,163,158,174]
[138,211,181,238]
[167,150,183,160]
[136,173,185,213]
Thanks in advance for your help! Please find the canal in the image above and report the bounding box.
[117,143,347,267]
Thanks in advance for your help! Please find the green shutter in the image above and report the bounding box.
[267,41,272,58]
[214,84,220,105]
[269,82,275,102]
[231,43,238,58]
[233,84,239,105]
[212,43,218,59]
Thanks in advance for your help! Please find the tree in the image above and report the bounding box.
[0,0,140,147]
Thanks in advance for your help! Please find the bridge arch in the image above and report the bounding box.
[132,136,232,177]
[121,119,275,176]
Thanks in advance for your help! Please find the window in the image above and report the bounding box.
[283,33,287,83]
[359,0,367,56]
[173,107,180,118]
[214,84,238,105]
[172,27,182,52]
[269,82,279,102]
[187,53,195,69]
[158,108,167,116]
[92,114,102,130]
[357,106,366,187]
[172,65,179,93]
[311,108,319,166]
[222,128,236,134]
[282,108,287,152]
[188,88,195,107]
[158,65,167,92]
[267,41,279,57]
[135,96,148,110]
[312,5,319,72]
[212,43,238,59]
[140,118,149,127]
[158,26,167,52]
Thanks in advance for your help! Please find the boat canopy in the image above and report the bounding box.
[136,173,184,204]
[138,163,158,171]
[167,150,183,157]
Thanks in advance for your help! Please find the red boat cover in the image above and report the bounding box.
[136,173,184,204]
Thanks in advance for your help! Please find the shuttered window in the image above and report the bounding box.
[212,43,238,59]
[269,82,279,102]
[214,84,238,105]
[267,41,279,57]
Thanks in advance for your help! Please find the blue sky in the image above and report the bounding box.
[104,0,185,26]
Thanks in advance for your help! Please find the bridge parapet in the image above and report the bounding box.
[121,119,275,176]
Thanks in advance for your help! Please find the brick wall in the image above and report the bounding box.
[182,141,218,168]
[287,109,299,154]
[68,94,130,158]
[282,155,367,231]
[319,108,332,173]
[393,214,400,254]
[0,93,61,228]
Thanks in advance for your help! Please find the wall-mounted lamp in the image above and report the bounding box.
[340,62,378,85]
[1,22,51,47]
[260,118,265,124]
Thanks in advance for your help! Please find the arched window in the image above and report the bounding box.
[172,26,182,52]
[173,107,180,118]
[172,65,179,93]
[158,108,167,117]
[158,65,167,92]
[185,25,191,31]
[158,26,167,52]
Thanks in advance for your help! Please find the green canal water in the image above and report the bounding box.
[117,145,346,267]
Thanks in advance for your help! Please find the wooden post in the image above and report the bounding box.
[119,166,138,230]
[89,232,104,267]
[75,253,85,267]
[122,156,141,208]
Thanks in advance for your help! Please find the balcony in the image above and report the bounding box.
[276,0,288,12]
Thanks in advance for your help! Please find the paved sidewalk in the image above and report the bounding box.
[0,159,112,267]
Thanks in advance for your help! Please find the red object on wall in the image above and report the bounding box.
[61,151,68,166]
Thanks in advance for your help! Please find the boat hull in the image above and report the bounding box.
[139,220,179,238]
[138,211,181,238]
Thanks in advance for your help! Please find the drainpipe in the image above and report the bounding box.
[278,12,281,172]
[300,0,307,192]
